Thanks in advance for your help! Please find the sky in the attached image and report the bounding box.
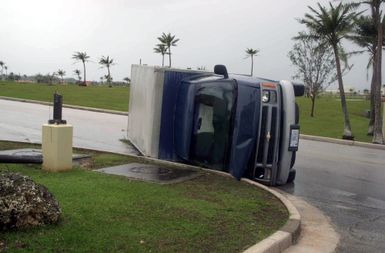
[0,0,382,90]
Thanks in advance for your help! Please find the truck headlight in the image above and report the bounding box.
[262,90,270,103]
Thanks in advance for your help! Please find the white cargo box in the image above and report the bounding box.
[128,65,165,157]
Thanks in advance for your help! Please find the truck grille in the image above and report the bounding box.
[256,106,268,163]
[253,104,280,185]
[267,107,277,164]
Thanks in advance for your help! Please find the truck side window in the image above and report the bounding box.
[190,81,236,170]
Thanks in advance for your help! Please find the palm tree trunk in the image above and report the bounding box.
[251,56,254,76]
[162,54,164,67]
[368,61,376,135]
[107,66,111,87]
[372,20,384,144]
[168,47,172,67]
[332,43,353,139]
[83,61,86,86]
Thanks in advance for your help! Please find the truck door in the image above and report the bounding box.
[190,81,236,170]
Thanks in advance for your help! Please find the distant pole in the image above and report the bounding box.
[139,59,142,65]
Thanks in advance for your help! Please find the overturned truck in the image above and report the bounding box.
[127,64,304,185]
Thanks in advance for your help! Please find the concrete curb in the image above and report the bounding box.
[300,134,385,150]
[242,180,301,253]
[0,96,128,116]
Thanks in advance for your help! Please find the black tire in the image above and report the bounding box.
[290,151,296,169]
[287,169,296,184]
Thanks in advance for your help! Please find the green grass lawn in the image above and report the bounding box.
[0,81,129,111]
[298,96,372,142]
[0,141,288,253]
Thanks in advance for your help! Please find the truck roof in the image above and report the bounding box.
[184,72,279,86]
[229,74,278,85]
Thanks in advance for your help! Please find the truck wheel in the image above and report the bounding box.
[287,169,296,184]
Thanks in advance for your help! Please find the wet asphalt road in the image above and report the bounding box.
[0,99,138,155]
[1,99,385,252]
[279,139,385,253]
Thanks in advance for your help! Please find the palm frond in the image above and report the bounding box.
[99,56,114,66]
[72,51,90,62]
[157,32,179,48]
[153,44,168,55]
[245,48,259,57]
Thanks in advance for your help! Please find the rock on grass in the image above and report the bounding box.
[0,172,61,230]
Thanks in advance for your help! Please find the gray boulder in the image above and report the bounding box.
[0,172,61,230]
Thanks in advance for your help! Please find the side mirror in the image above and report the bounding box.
[214,65,229,79]
[292,83,305,97]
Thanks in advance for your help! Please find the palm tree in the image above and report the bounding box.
[4,66,8,80]
[157,32,179,67]
[361,0,385,144]
[99,56,114,87]
[245,48,259,76]
[153,44,168,67]
[47,72,57,85]
[123,77,131,85]
[0,61,4,80]
[74,69,82,83]
[298,2,360,140]
[350,15,385,137]
[72,52,90,86]
[57,69,66,84]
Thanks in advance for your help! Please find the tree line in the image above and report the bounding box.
[152,32,260,76]
[72,52,121,87]
[1,31,256,86]
[0,54,130,87]
[288,0,384,144]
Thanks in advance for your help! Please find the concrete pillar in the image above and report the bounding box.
[42,124,73,172]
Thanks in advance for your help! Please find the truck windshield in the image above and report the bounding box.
[190,81,236,170]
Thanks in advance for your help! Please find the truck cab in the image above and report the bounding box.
[172,66,302,185]
[128,64,303,186]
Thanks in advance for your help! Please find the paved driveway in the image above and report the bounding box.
[0,99,137,154]
[1,99,385,252]
[279,139,385,253]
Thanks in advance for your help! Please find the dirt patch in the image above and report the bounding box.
[75,158,94,170]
